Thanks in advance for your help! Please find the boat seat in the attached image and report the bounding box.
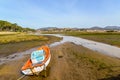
[31,50,45,64]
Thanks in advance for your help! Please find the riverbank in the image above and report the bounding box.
[1,42,120,80]
[65,32,120,48]
[0,32,62,57]
[42,31,120,47]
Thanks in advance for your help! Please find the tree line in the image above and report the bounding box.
[0,20,35,32]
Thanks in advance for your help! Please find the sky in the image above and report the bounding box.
[0,0,120,29]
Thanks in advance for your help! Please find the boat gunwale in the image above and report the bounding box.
[21,46,51,70]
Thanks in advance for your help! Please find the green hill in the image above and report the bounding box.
[0,20,35,32]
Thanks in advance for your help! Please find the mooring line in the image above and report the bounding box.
[17,75,26,80]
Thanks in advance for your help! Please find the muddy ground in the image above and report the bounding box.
[1,42,120,80]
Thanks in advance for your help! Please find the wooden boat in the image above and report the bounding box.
[21,46,51,75]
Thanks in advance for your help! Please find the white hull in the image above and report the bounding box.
[22,54,51,75]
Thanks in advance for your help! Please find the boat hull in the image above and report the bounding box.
[22,54,51,75]
[21,46,51,75]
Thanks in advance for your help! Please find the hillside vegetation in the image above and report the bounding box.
[0,20,35,32]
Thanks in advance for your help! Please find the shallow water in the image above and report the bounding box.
[48,34,120,58]
[1,34,120,65]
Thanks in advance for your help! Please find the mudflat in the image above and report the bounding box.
[1,42,120,80]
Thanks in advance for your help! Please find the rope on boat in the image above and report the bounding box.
[17,75,26,80]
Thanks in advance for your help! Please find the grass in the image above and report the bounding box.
[66,32,120,47]
[0,33,48,44]
[0,32,19,35]
[64,43,120,79]
[0,32,62,57]
[73,32,120,47]
[70,46,110,70]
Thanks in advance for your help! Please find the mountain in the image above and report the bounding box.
[89,26,104,30]
[90,26,120,30]
[104,26,120,30]
[38,26,120,31]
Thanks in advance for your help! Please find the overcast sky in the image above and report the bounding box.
[0,0,120,29]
